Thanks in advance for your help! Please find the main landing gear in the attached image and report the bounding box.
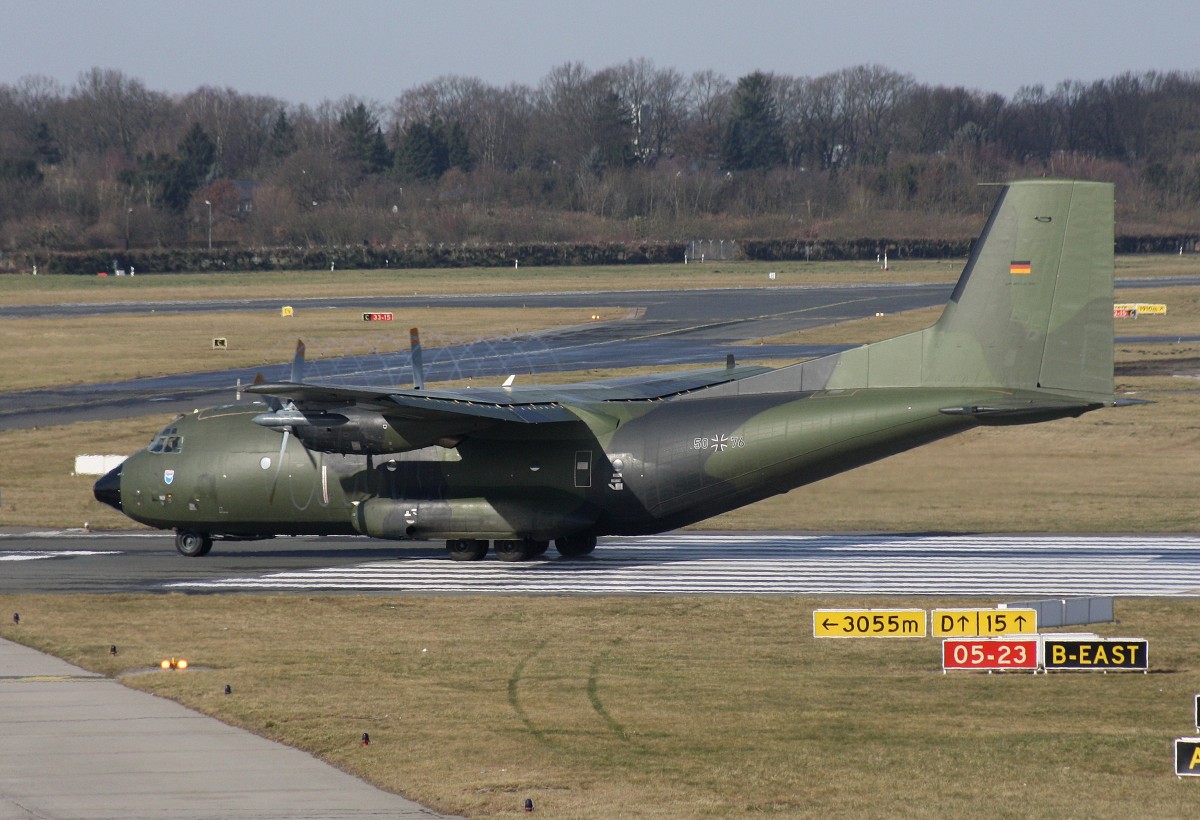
[174,529,213,557]
[444,534,597,561]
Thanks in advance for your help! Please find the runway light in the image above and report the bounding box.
[161,659,172,670]
[225,684,232,695]
[110,645,118,656]
[525,797,534,812]
[361,732,370,746]
[12,613,18,625]
[176,658,188,670]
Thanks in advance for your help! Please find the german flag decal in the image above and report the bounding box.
[1010,261,1032,275]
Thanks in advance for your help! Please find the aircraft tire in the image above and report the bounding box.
[494,539,540,561]
[555,534,597,558]
[446,539,488,561]
[175,530,213,557]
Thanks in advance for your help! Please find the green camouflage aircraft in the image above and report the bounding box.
[95,179,1119,560]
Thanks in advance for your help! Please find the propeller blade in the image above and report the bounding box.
[267,428,290,504]
[252,372,281,411]
[409,327,425,390]
[289,339,306,383]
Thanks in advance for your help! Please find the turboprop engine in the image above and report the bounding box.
[252,405,469,455]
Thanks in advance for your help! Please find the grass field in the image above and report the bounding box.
[0,259,965,306]
[0,253,1190,308]
[2,256,1199,817]
[4,262,1197,532]
[0,306,630,391]
[2,594,1197,817]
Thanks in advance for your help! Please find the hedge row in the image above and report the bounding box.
[7,234,1197,275]
[13,241,689,275]
[742,237,974,261]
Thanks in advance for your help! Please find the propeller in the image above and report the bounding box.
[409,327,425,390]
[267,340,312,503]
[289,339,306,382]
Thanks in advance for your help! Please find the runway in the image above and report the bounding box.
[0,282,949,430]
[4,277,1196,430]
[5,531,1200,596]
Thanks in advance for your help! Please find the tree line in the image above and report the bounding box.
[1,62,1198,267]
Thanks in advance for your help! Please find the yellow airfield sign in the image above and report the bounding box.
[932,608,1038,637]
[813,609,926,638]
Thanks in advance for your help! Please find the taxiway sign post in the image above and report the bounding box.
[932,608,1038,637]
[1042,638,1148,672]
[1175,738,1200,777]
[813,609,926,638]
[942,638,1039,672]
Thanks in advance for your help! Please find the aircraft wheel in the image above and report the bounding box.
[555,534,597,558]
[446,539,488,561]
[175,530,213,557]
[494,539,539,561]
[529,540,550,558]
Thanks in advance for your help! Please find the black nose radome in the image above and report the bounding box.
[93,464,123,512]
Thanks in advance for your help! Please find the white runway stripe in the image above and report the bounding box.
[0,550,121,562]
[167,534,1200,596]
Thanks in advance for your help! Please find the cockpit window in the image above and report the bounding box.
[147,426,184,454]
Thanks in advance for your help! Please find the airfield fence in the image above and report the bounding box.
[686,239,740,262]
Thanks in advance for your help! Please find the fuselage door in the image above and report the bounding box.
[574,450,593,488]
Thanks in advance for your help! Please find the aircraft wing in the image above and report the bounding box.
[245,363,773,425]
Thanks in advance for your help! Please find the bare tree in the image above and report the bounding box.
[65,68,173,157]
[676,70,731,163]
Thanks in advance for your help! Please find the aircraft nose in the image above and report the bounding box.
[93,463,123,512]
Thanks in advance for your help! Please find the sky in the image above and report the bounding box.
[1,0,1197,106]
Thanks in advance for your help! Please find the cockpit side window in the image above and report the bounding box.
[147,426,184,454]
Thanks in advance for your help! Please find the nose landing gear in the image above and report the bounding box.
[175,530,213,557]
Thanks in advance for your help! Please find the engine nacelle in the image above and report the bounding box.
[256,406,473,455]
[352,495,598,541]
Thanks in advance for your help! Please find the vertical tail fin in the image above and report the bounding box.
[920,179,1114,398]
[696,179,1114,403]
[800,179,1114,400]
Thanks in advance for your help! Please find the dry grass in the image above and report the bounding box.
[714,384,1200,533]
[5,257,1200,817]
[1,594,1197,818]
[0,306,628,391]
[5,368,1198,533]
[0,260,960,306]
[1,415,178,529]
[6,283,1200,532]
[2,254,1195,309]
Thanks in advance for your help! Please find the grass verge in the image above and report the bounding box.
[0,306,628,391]
[1,594,1197,817]
[2,253,1195,309]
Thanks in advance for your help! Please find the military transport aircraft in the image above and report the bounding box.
[95,179,1118,560]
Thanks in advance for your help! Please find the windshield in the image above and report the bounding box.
[147,425,184,454]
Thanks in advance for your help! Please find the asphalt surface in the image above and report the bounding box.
[4,277,1196,431]
[4,276,1199,818]
[0,283,949,430]
[0,638,447,820]
[5,529,1200,596]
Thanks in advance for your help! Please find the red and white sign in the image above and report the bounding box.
[942,638,1038,671]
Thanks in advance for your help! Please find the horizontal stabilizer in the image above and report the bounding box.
[938,396,1103,425]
